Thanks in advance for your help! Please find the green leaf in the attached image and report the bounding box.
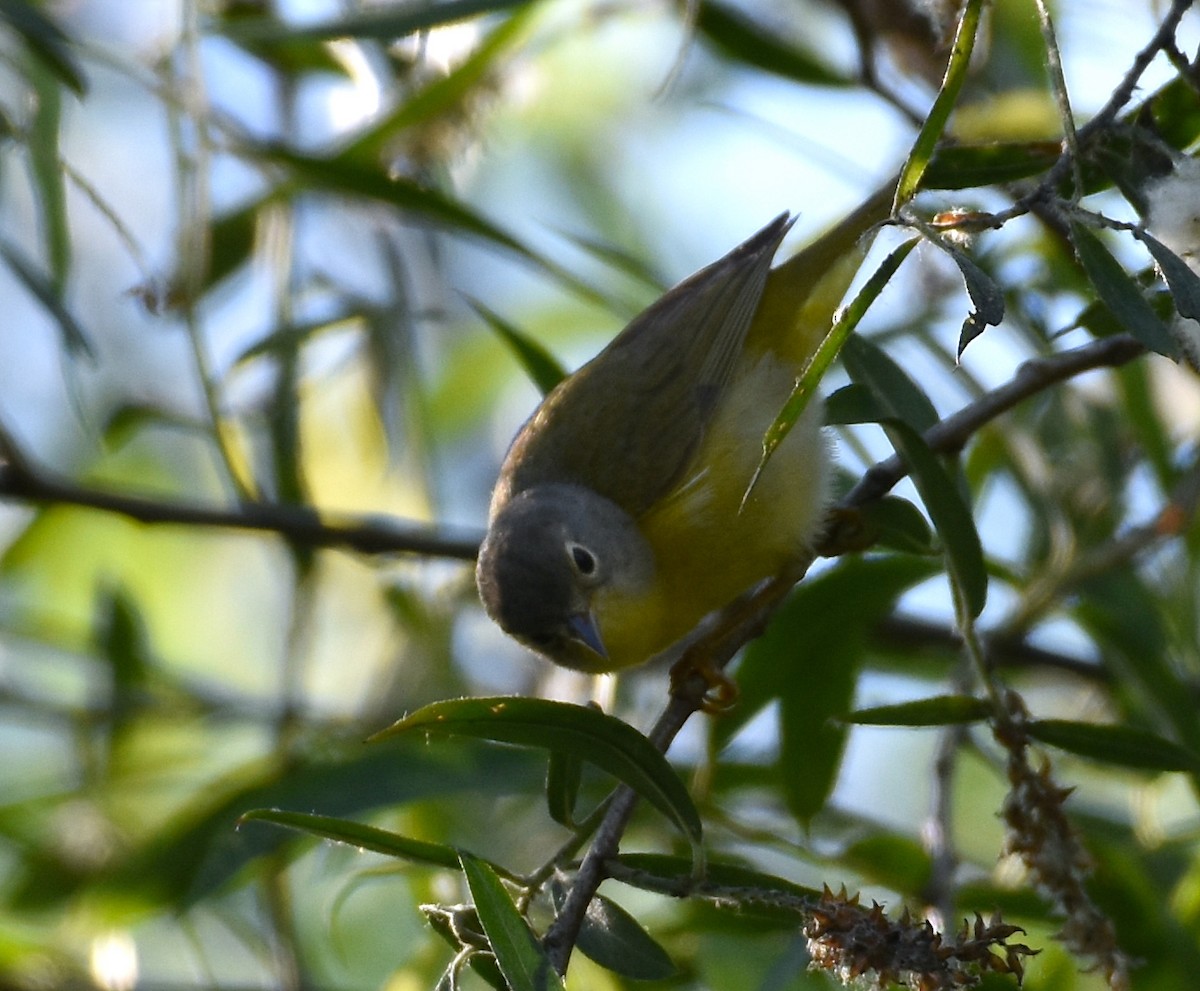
[223,0,532,43]
[749,236,918,498]
[460,852,564,991]
[696,0,846,87]
[260,145,609,307]
[0,0,87,94]
[237,809,466,871]
[893,0,985,208]
[1026,719,1199,773]
[842,336,987,617]
[1069,221,1179,359]
[469,299,567,396]
[845,695,991,726]
[921,142,1062,189]
[824,383,885,425]
[166,197,263,307]
[843,834,933,896]
[722,555,941,824]
[26,57,70,293]
[1139,230,1200,323]
[939,244,1005,357]
[373,697,702,846]
[544,751,582,828]
[857,496,937,555]
[0,238,93,359]
[552,888,676,981]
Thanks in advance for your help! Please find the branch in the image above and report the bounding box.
[838,333,1146,510]
[0,461,482,560]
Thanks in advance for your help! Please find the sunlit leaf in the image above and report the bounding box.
[373,697,703,846]
[1069,221,1178,359]
[1027,719,1199,773]
[845,695,991,726]
[748,236,919,498]
[461,852,564,991]
[238,809,467,871]
[893,0,985,208]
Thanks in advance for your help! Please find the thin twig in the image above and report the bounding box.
[0,461,481,559]
[838,334,1146,511]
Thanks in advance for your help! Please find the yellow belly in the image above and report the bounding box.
[593,353,829,669]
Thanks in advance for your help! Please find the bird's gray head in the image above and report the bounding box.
[475,484,653,672]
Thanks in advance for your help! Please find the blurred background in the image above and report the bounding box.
[1,1,1199,989]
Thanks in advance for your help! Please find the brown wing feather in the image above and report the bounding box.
[495,213,793,518]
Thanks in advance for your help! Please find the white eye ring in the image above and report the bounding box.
[567,542,597,576]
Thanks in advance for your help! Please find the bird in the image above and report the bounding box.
[476,203,881,674]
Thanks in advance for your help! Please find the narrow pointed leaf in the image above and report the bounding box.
[842,336,987,616]
[846,695,991,726]
[893,0,985,208]
[922,141,1061,189]
[544,751,582,828]
[1027,719,1199,773]
[461,853,565,991]
[1069,221,1179,358]
[0,238,93,359]
[939,244,1005,357]
[749,236,918,497]
[696,0,846,87]
[225,0,531,43]
[373,697,702,845]
[469,299,567,395]
[1,0,87,94]
[238,809,465,870]
[1139,230,1200,321]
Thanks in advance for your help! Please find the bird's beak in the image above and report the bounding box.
[566,611,608,660]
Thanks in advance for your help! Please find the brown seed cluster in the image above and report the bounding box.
[804,886,1036,989]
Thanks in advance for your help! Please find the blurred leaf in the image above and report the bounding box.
[857,496,937,555]
[1026,719,1199,773]
[223,0,532,43]
[846,694,990,726]
[0,237,93,359]
[468,298,567,395]
[551,887,676,981]
[1069,221,1179,359]
[0,0,87,94]
[1138,230,1200,322]
[696,1,847,87]
[544,751,582,828]
[922,142,1061,189]
[238,809,467,871]
[340,6,536,164]
[165,197,264,308]
[8,736,544,913]
[373,697,703,846]
[824,382,885,425]
[260,145,609,307]
[750,236,918,497]
[614,853,819,904]
[26,57,70,292]
[461,852,564,991]
[724,555,940,823]
[842,335,987,617]
[843,833,932,896]
[846,694,992,727]
[894,0,985,208]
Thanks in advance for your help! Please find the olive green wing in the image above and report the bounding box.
[497,213,793,517]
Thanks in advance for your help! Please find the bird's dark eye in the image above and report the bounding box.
[568,543,597,575]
